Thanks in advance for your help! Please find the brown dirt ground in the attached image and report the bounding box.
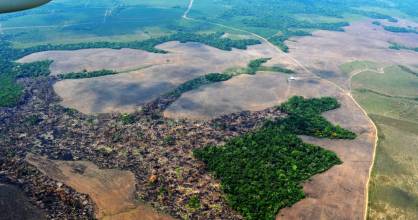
[26,154,173,220]
[286,20,418,90]
[19,41,297,114]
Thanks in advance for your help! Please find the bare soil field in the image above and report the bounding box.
[26,154,173,220]
[165,72,290,119]
[286,20,418,90]
[19,41,298,114]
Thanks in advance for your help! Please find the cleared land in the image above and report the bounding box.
[14,20,417,219]
[165,21,418,219]
[26,154,173,220]
[285,20,418,90]
[19,41,296,114]
[351,65,418,219]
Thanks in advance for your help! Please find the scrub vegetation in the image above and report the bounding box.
[195,96,356,220]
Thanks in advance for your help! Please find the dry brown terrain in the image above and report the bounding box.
[164,72,291,119]
[26,154,173,220]
[19,41,298,114]
[286,20,418,90]
[16,20,418,219]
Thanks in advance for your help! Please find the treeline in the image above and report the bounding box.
[269,30,311,52]
[268,96,357,139]
[13,60,53,78]
[169,73,232,98]
[167,58,294,99]
[350,9,397,22]
[194,96,355,220]
[0,32,261,107]
[242,17,348,52]
[0,41,54,107]
[248,58,294,74]
[210,0,402,52]
[383,26,418,34]
[15,32,261,57]
[58,69,117,79]
[389,42,418,53]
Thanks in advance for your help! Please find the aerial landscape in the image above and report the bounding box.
[0,0,417,220]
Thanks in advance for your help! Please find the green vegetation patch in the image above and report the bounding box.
[270,96,357,139]
[351,64,418,219]
[168,58,294,99]
[195,96,356,220]
[19,32,261,55]
[0,41,54,107]
[13,60,53,78]
[0,72,23,107]
[58,69,117,80]
[383,26,418,34]
[389,42,418,53]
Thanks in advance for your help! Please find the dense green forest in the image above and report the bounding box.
[195,96,356,220]
[268,96,357,139]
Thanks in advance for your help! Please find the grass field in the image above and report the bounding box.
[0,0,189,46]
[350,63,418,219]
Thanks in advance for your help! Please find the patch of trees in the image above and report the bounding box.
[13,60,53,78]
[350,9,397,22]
[167,58,294,99]
[267,96,357,139]
[248,58,294,74]
[194,96,355,220]
[14,32,261,56]
[389,42,418,53]
[372,21,382,26]
[0,72,23,107]
[169,73,233,98]
[247,58,271,74]
[0,41,54,107]
[383,26,418,34]
[206,0,405,52]
[58,69,117,80]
